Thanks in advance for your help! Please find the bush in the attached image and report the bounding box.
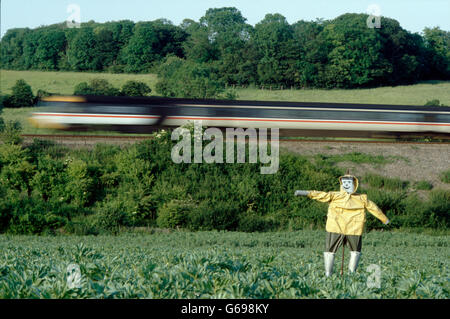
[402,191,450,229]
[74,79,121,96]
[237,212,277,232]
[0,95,9,109]
[0,120,23,145]
[4,79,35,108]
[35,89,52,101]
[93,196,133,234]
[424,99,446,106]
[121,81,152,96]
[3,195,68,234]
[414,180,433,190]
[364,174,408,190]
[440,170,450,183]
[157,199,195,229]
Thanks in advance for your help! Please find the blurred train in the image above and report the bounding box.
[29,95,450,138]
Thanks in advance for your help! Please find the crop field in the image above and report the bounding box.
[0,230,448,299]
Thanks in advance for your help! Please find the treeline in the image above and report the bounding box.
[1,8,450,89]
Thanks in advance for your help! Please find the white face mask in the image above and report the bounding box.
[342,178,354,194]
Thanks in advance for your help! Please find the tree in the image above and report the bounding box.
[0,28,29,69]
[73,79,121,96]
[310,14,393,88]
[253,14,301,86]
[182,19,220,63]
[4,80,35,108]
[94,27,118,70]
[121,81,152,96]
[423,27,450,79]
[155,56,229,99]
[122,22,159,73]
[66,27,100,71]
[34,30,66,70]
[197,7,254,85]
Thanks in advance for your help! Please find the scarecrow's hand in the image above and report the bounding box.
[295,190,309,196]
[384,219,390,225]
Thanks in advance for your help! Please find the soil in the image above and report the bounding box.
[279,141,450,191]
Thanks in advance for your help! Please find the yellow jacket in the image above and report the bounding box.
[308,175,388,236]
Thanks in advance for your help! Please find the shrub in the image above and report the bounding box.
[4,80,35,108]
[35,89,52,101]
[93,196,133,233]
[187,200,240,231]
[402,191,450,229]
[0,95,9,109]
[440,170,450,183]
[73,79,121,96]
[424,99,446,106]
[237,212,277,232]
[364,174,408,190]
[4,195,67,234]
[121,81,152,96]
[0,120,23,145]
[157,199,195,229]
[414,180,433,190]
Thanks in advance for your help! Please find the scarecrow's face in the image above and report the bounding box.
[342,178,354,194]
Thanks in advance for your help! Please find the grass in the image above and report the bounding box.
[237,82,450,106]
[414,181,434,191]
[440,170,450,183]
[0,230,448,298]
[314,152,407,166]
[0,70,158,96]
[363,174,409,190]
[1,70,450,106]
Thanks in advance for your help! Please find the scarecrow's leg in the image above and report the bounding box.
[324,252,335,277]
[348,251,361,273]
[324,232,343,277]
[347,235,362,273]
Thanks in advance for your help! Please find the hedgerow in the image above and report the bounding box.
[0,128,448,235]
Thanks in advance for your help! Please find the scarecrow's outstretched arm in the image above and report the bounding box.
[295,190,333,203]
[366,199,390,225]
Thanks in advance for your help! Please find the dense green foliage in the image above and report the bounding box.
[155,56,235,99]
[74,78,153,97]
[2,79,35,108]
[2,9,449,89]
[120,80,152,97]
[1,78,154,108]
[440,170,450,183]
[0,231,448,298]
[73,79,121,96]
[0,128,448,235]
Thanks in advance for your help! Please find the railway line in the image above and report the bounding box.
[20,133,450,146]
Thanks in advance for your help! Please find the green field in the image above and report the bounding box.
[1,70,450,106]
[0,230,448,298]
[0,70,158,96]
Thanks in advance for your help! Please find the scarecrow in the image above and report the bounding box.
[295,173,390,276]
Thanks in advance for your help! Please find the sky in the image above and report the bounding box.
[1,0,449,38]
